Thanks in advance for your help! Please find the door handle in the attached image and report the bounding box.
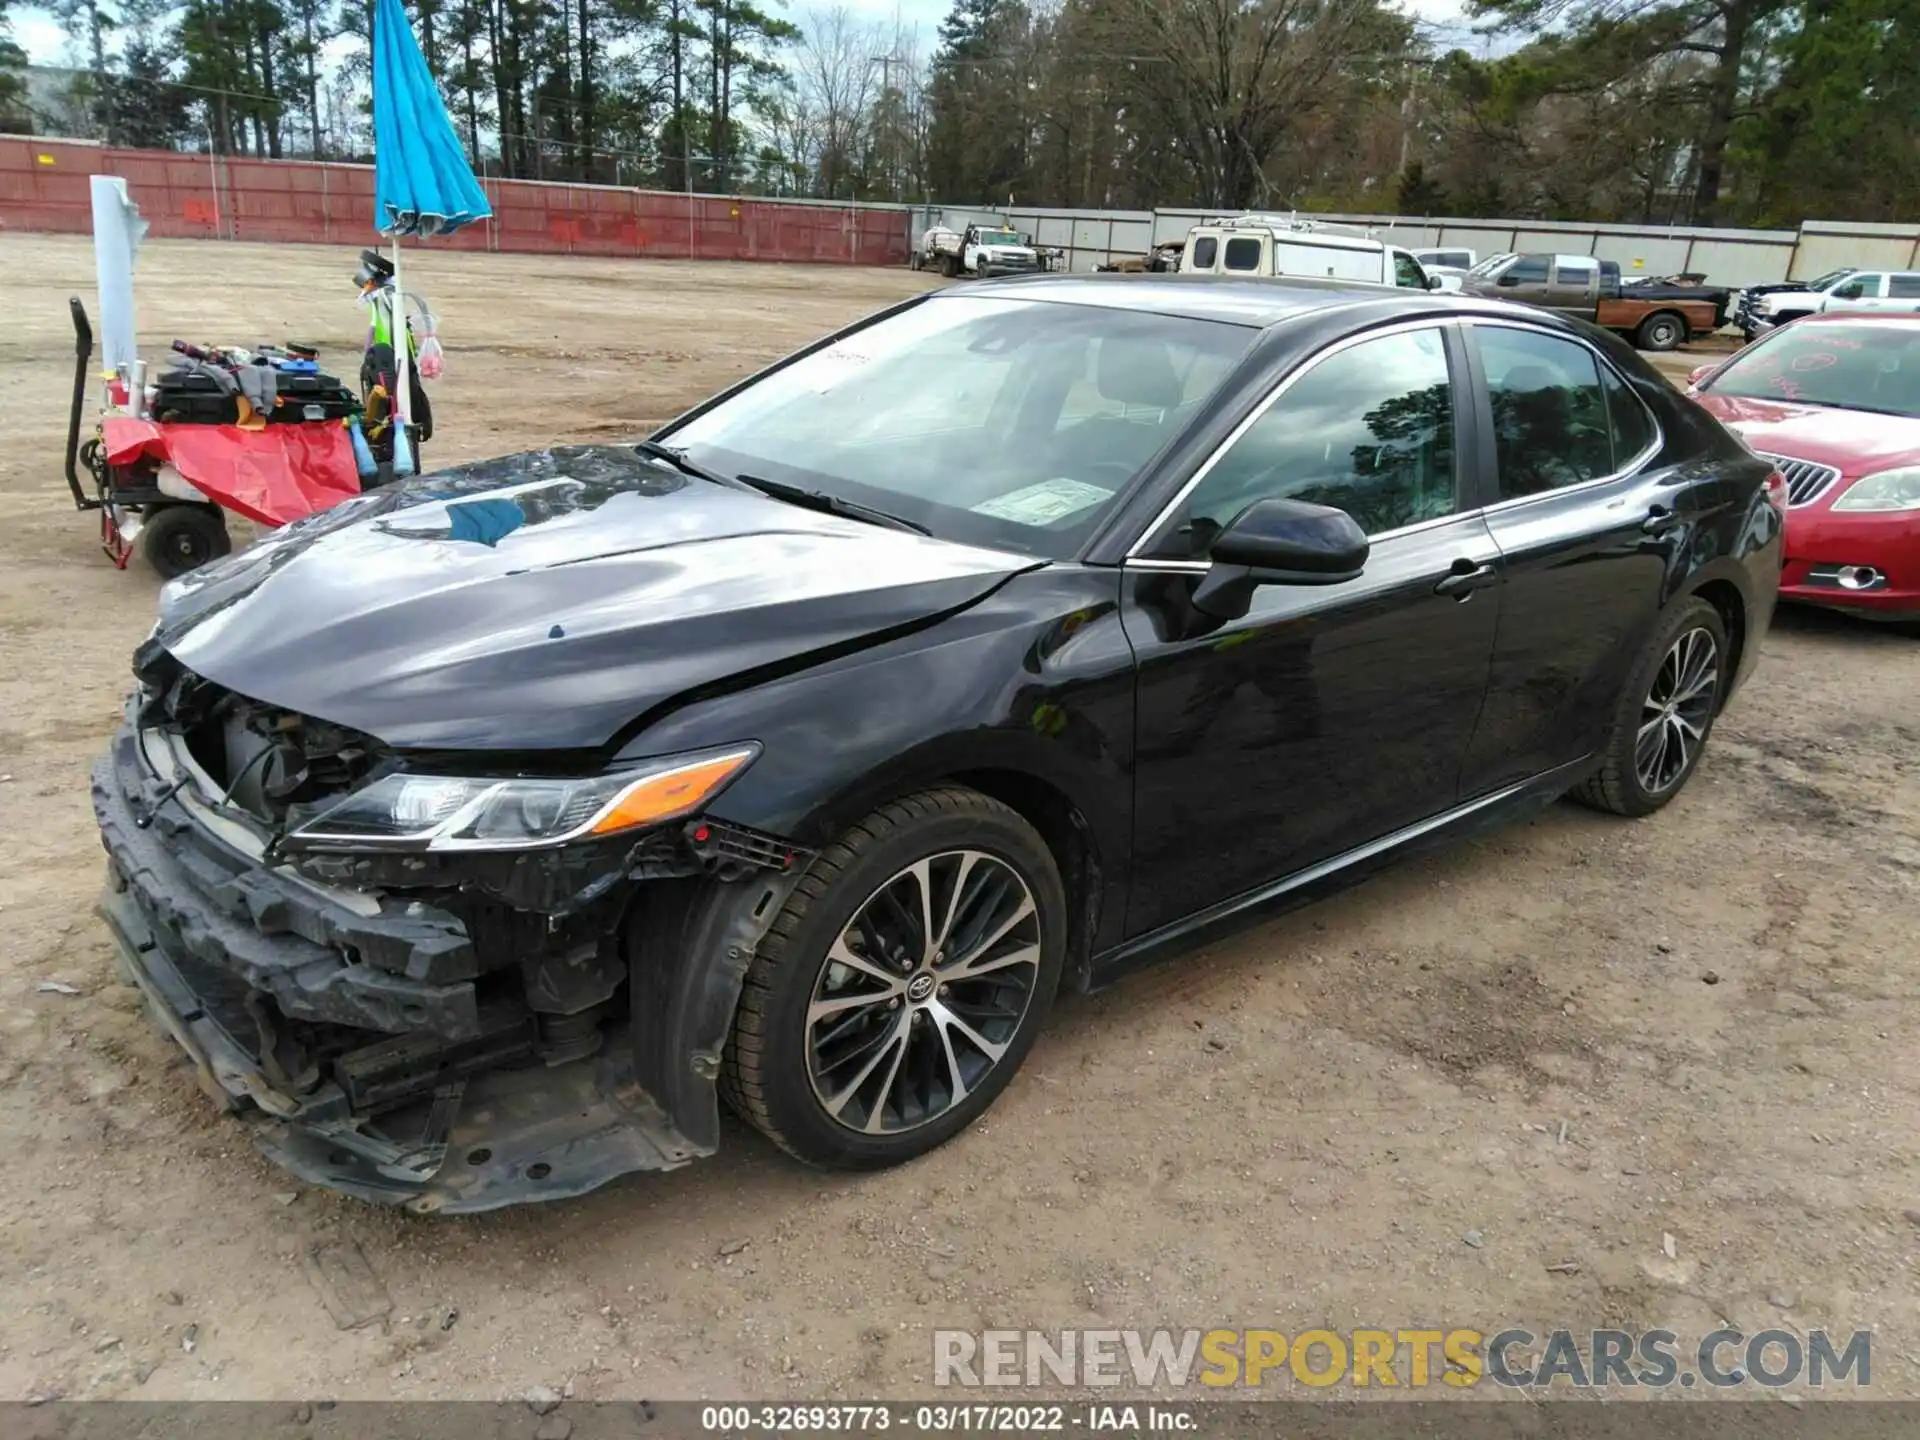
[1434,559,1499,599]
[1642,505,1681,536]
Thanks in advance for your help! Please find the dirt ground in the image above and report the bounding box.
[0,234,1915,1406]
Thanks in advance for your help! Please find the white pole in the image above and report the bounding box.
[90,175,143,376]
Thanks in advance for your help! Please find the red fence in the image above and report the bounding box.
[0,137,913,265]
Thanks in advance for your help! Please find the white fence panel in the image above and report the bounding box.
[1794,223,1920,278]
[1685,239,1794,288]
[1590,234,1693,275]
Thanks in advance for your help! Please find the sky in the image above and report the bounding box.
[10,0,1489,71]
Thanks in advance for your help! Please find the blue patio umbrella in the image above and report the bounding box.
[371,0,491,473]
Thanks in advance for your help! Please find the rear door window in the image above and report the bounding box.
[1553,257,1598,288]
[1472,325,1619,497]
[1223,237,1265,272]
[1889,274,1920,298]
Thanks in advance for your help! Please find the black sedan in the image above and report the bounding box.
[94,277,1783,1212]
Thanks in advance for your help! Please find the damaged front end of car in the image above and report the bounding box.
[93,648,804,1215]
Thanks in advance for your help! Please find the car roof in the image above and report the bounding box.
[947,274,1419,327]
[941,273,1603,333]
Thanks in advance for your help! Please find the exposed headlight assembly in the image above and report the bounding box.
[288,745,758,851]
[1832,466,1920,513]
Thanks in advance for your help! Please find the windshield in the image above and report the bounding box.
[1704,321,1920,418]
[1807,269,1856,289]
[663,296,1256,559]
[978,231,1023,246]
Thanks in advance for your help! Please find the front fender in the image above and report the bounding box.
[628,870,798,1153]
[617,566,1139,947]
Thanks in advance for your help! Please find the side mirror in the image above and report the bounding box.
[1834,283,1863,299]
[1497,273,1522,288]
[1686,363,1716,389]
[1191,499,1370,619]
[1427,274,1446,290]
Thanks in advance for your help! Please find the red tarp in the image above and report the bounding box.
[102,418,362,527]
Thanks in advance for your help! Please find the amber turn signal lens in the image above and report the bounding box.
[588,750,755,836]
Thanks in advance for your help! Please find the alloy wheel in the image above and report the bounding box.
[1636,626,1719,794]
[806,849,1042,1135]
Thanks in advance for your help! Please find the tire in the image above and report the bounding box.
[941,253,959,279]
[140,504,230,579]
[721,786,1067,1169]
[1572,596,1730,817]
[1636,312,1685,351]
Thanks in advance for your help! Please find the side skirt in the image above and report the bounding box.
[1086,754,1596,990]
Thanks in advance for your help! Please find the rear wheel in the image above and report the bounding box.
[721,787,1066,1169]
[140,503,230,579]
[941,252,959,279]
[1636,312,1686,351]
[1573,596,1729,816]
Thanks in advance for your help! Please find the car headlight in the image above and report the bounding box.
[1832,466,1920,512]
[287,745,758,851]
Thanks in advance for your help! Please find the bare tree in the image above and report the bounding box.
[791,5,881,194]
[1089,0,1385,208]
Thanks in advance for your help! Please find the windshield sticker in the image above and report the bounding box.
[972,477,1113,526]
[803,346,873,392]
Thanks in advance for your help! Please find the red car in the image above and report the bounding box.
[1689,312,1920,627]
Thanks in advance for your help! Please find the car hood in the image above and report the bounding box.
[1694,394,1920,478]
[151,445,1042,752]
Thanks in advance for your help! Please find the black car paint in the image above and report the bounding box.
[152,446,1042,753]
[99,277,1782,1211]
[645,288,1778,972]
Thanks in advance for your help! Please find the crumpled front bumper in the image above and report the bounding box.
[90,722,718,1214]
[96,879,695,1212]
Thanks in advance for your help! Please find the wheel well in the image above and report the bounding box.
[1692,578,1746,704]
[949,768,1102,993]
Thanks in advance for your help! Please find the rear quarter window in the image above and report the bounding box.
[1189,235,1218,270]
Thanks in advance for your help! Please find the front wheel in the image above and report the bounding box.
[721,787,1067,1169]
[1572,596,1729,816]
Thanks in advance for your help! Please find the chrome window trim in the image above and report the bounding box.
[1464,316,1665,515]
[1124,318,1459,560]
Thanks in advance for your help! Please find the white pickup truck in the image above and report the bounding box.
[913,224,1043,279]
[1735,268,1920,340]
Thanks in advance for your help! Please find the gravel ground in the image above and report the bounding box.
[0,234,1914,1405]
